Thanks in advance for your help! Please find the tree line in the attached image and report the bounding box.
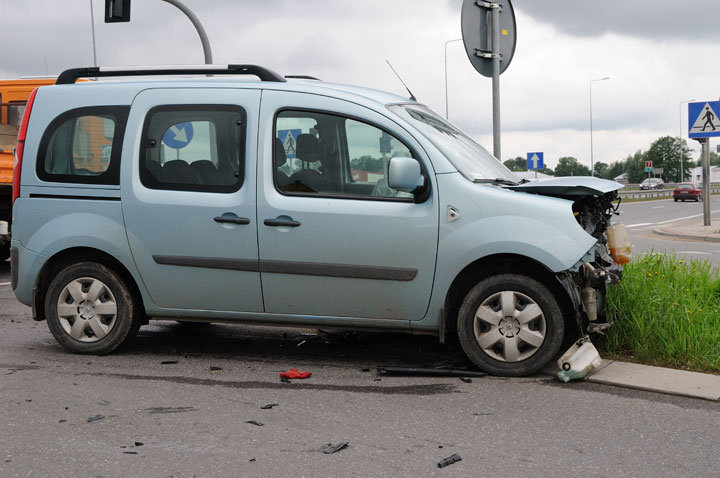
[503,136,719,183]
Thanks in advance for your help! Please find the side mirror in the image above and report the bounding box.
[387,156,425,194]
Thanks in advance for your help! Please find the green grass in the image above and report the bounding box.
[599,252,720,373]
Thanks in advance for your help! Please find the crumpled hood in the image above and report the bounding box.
[507,176,623,197]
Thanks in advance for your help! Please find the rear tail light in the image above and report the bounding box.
[12,87,39,206]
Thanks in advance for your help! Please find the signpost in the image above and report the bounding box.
[461,0,517,161]
[688,101,720,225]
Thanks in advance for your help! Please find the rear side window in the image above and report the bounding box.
[37,106,129,184]
[140,105,246,193]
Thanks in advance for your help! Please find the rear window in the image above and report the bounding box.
[37,106,129,184]
[678,183,694,188]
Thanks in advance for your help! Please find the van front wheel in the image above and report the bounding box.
[45,262,140,354]
[457,274,565,376]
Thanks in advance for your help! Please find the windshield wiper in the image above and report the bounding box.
[473,178,518,186]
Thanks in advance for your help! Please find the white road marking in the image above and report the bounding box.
[677,251,710,255]
[0,282,10,286]
[626,223,654,228]
[656,210,720,225]
[651,206,666,209]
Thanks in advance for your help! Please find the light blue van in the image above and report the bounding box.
[9,65,624,376]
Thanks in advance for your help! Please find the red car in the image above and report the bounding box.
[673,182,703,202]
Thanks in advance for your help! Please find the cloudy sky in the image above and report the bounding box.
[2,0,719,169]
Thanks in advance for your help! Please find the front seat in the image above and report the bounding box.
[274,137,292,190]
[288,134,330,193]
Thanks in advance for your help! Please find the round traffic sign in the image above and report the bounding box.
[461,0,517,78]
[162,122,194,149]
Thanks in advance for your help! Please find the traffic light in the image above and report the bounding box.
[105,0,131,23]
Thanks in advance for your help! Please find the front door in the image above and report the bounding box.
[256,91,438,320]
[122,88,263,313]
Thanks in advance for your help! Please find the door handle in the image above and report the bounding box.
[213,216,250,225]
[264,218,301,228]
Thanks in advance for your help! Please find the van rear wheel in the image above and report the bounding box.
[457,274,565,376]
[45,262,140,354]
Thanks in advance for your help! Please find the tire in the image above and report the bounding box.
[45,262,141,354]
[457,274,565,376]
[673,198,678,202]
[0,244,9,262]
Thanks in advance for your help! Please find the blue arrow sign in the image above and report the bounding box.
[527,152,544,170]
[162,122,194,149]
[689,101,720,139]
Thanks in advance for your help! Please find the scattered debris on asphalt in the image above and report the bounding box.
[246,420,264,427]
[249,458,256,462]
[280,376,290,383]
[261,403,279,410]
[459,377,472,383]
[210,366,223,371]
[279,369,312,380]
[145,406,197,414]
[361,368,371,372]
[322,442,349,454]
[122,451,138,455]
[373,378,381,382]
[58,419,66,423]
[160,360,178,365]
[87,414,105,423]
[473,412,493,416]
[438,453,462,468]
[134,442,144,447]
[377,367,486,378]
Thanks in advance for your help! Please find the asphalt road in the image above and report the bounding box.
[619,197,720,267]
[1,259,719,477]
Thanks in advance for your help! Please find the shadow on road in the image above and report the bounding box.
[120,322,471,371]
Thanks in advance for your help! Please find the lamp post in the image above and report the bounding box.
[678,98,695,182]
[589,76,610,176]
[444,38,462,119]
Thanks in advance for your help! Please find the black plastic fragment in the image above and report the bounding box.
[87,414,105,423]
[438,454,462,468]
[123,451,138,455]
[210,366,223,371]
[322,442,349,454]
[161,360,178,365]
[246,420,264,427]
[377,367,486,378]
[261,403,279,410]
[134,441,144,447]
[460,377,472,383]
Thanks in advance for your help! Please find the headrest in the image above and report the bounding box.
[274,137,286,166]
[296,134,322,162]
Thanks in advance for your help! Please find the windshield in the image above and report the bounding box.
[389,104,517,183]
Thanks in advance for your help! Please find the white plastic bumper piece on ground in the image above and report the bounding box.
[556,338,603,382]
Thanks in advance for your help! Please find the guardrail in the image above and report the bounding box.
[618,187,720,199]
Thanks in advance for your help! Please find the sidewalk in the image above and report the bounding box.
[653,221,720,242]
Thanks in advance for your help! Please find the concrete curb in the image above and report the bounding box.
[652,227,720,243]
[544,359,720,402]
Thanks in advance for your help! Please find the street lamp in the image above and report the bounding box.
[589,76,610,176]
[678,98,695,182]
[444,38,462,119]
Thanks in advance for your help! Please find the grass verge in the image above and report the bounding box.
[598,252,720,373]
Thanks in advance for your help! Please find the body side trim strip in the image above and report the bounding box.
[28,194,121,201]
[152,255,417,281]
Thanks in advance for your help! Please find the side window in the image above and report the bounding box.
[140,105,246,193]
[273,110,415,199]
[346,119,413,199]
[37,106,129,184]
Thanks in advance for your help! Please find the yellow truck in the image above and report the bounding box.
[1,78,57,260]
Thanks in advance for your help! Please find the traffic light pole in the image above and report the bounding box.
[161,0,212,64]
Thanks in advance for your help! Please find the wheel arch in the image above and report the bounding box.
[33,247,147,323]
[443,253,576,340]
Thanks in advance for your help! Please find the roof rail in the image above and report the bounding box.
[56,64,287,85]
[285,75,321,81]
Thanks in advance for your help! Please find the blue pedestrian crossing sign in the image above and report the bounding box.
[277,129,302,158]
[527,152,544,170]
[689,101,720,138]
[162,122,194,149]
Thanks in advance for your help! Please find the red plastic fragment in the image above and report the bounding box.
[280,369,312,380]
